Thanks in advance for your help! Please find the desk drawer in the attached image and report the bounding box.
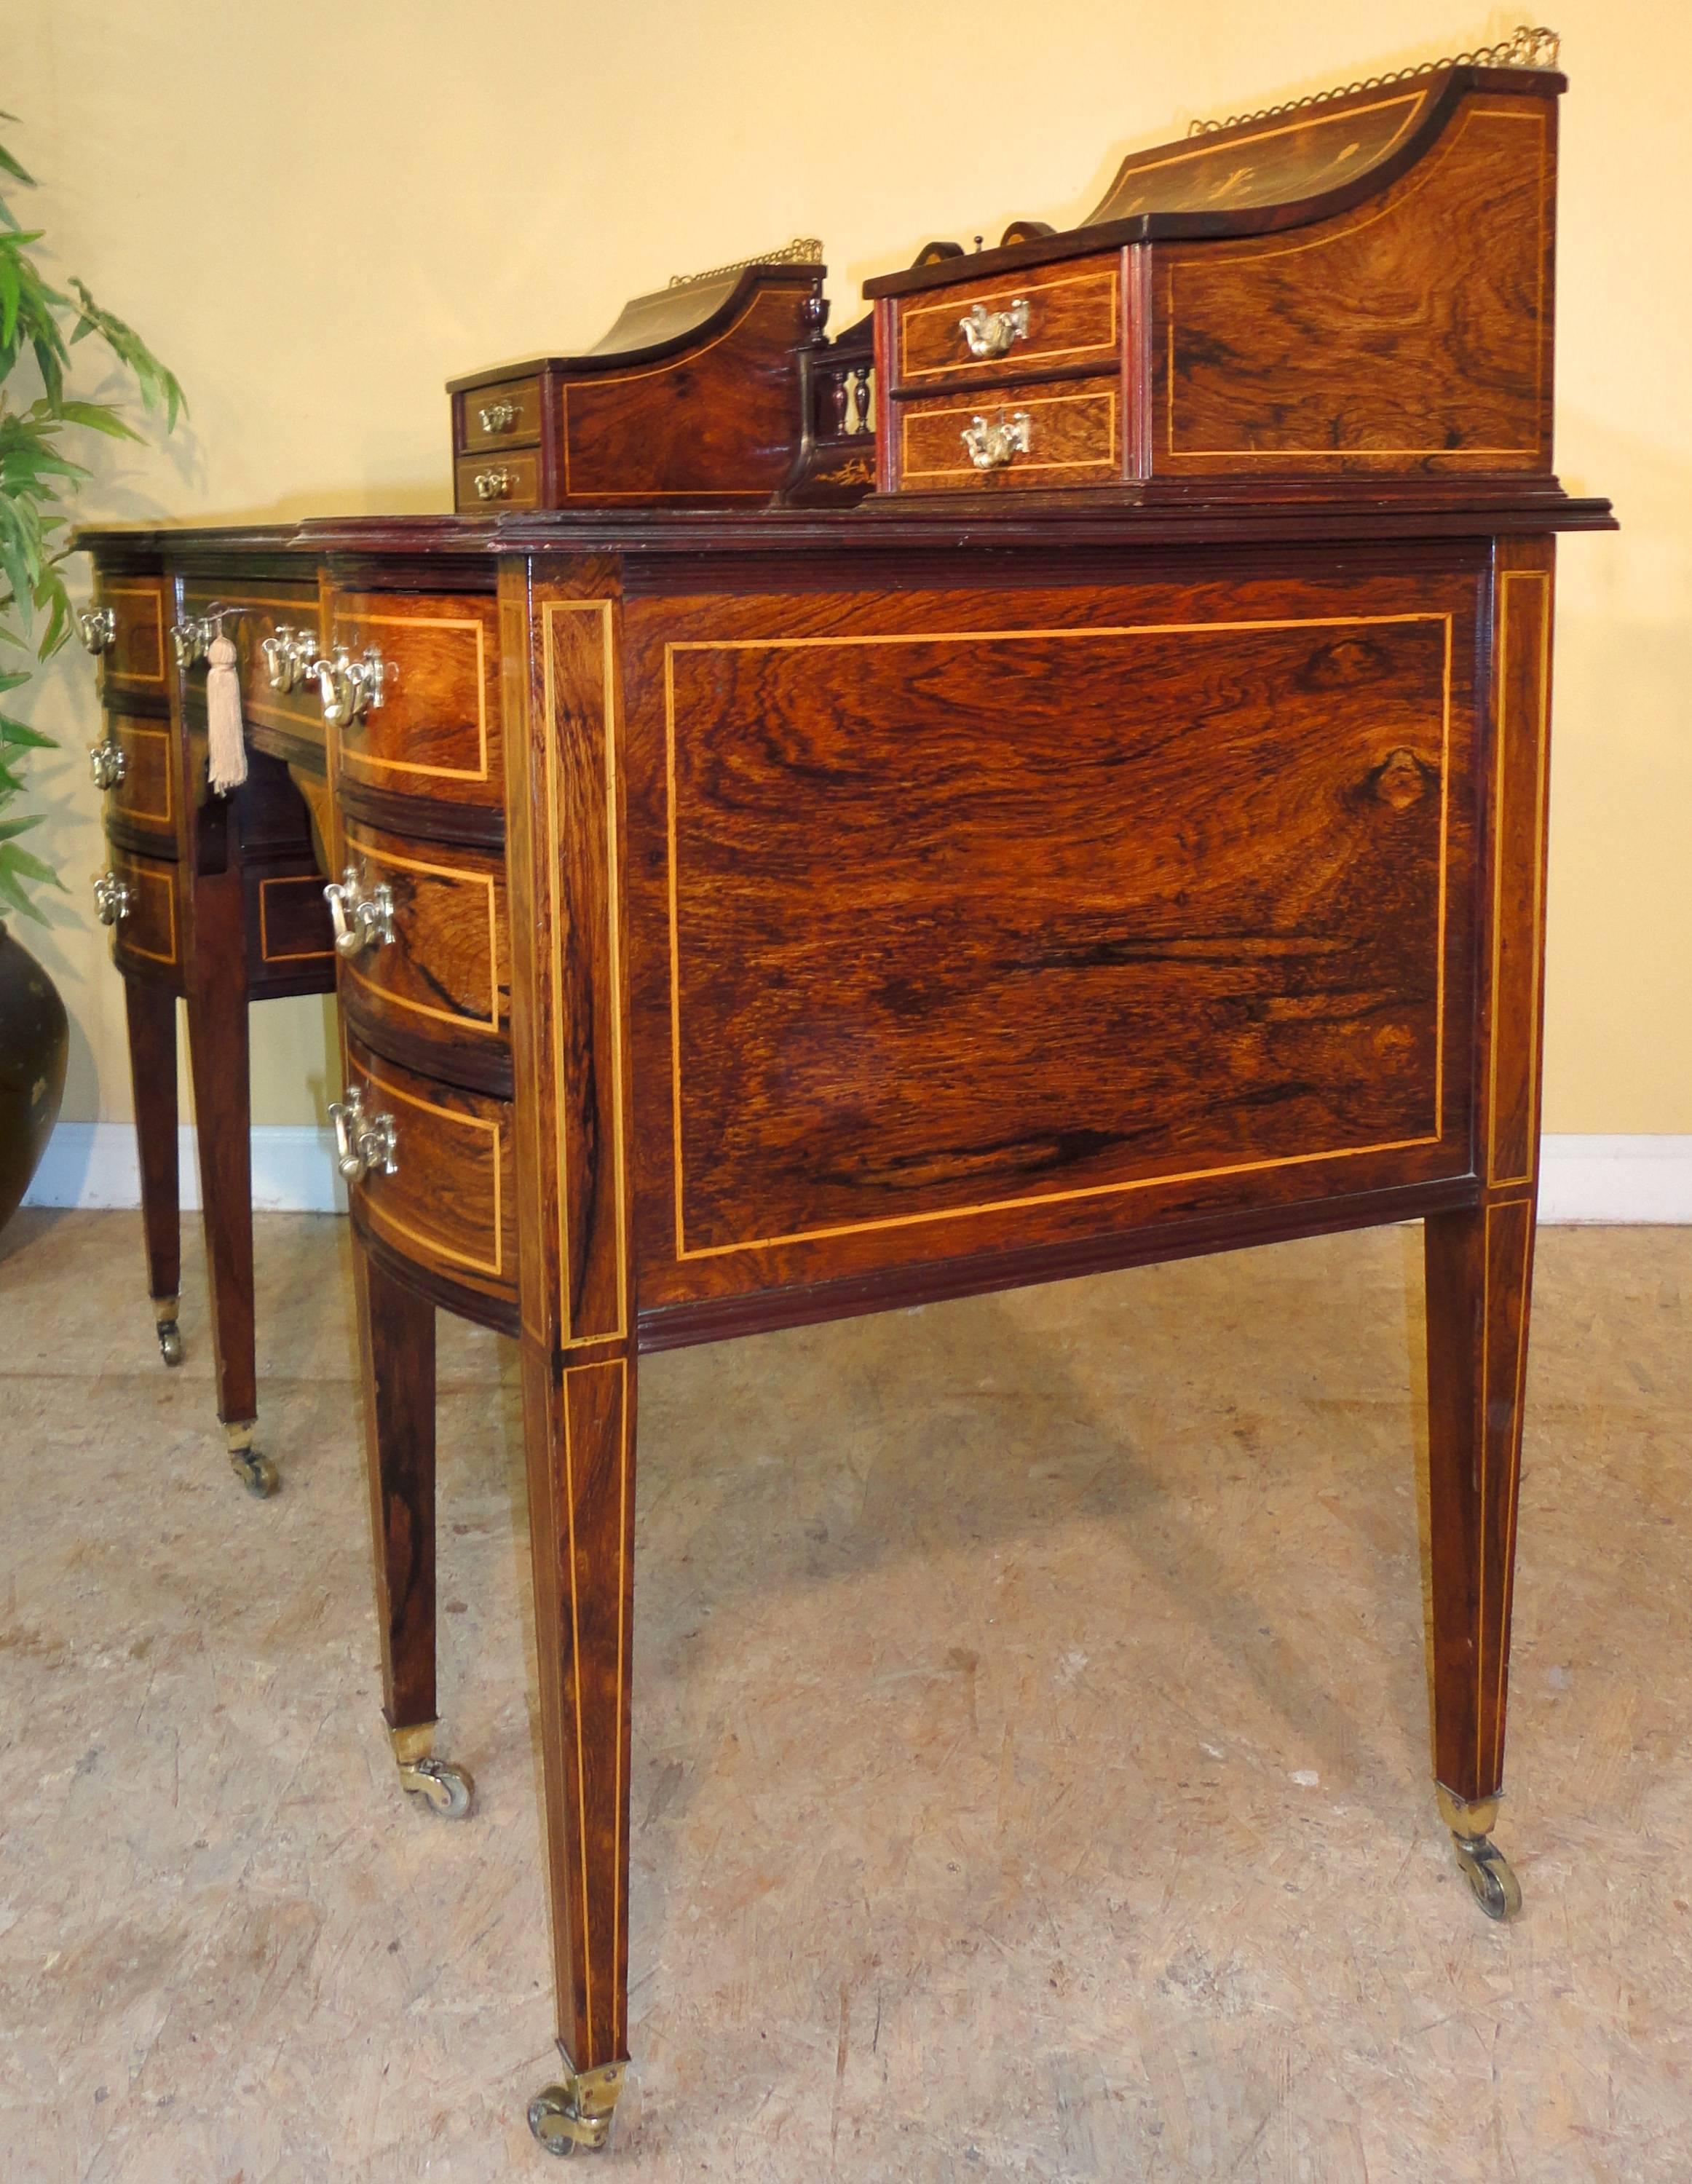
[341,1036,516,1305]
[454,451,541,511]
[896,376,1121,491]
[895,255,1120,385]
[334,818,510,1069]
[180,581,323,745]
[97,847,178,976]
[96,713,177,847]
[456,374,544,454]
[94,579,169,700]
[325,591,502,812]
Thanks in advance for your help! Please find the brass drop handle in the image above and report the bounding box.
[473,467,511,501]
[328,1086,399,1182]
[77,606,116,654]
[170,614,216,668]
[324,864,395,958]
[960,410,1032,471]
[478,399,519,435]
[89,737,127,790]
[309,643,387,728]
[92,870,132,924]
[957,297,1029,359]
[261,625,319,694]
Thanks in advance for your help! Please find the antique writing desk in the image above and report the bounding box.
[79,40,1613,2154]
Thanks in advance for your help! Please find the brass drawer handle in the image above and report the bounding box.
[92,870,133,924]
[328,1087,399,1182]
[261,625,319,695]
[473,467,512,502]
[957,298,1029,360]
[170,614,215,668]
[324,865,395,958]
[89,737,127,791]
[77,606,116,654]
[309,643,387,728]
[477,400,519,435]
[961,410,1032,470]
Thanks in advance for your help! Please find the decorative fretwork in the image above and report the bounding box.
[1186,25,1560,136]
[669,237,824,288]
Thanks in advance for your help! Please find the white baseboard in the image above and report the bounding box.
[22,1125,1692,1225]
[23,1122,347,1214]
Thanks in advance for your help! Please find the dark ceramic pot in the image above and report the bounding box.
[0,921,68,1233]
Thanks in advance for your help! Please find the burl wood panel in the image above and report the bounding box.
[896,253,1120,384]
[107,848,178,974]
[96,579,168,700]
[625,563,1483,1307]
[897,378,1120,491]
[337,817,510,1054]
[1486,555,1554,1187]
[454,451,542,513]
[558,290,810,503]
[328,592,502,810]
[343,1034,516,1308]
[1154,97,1554,472]
[457,373,544,454]
[180,581,322,745]
[105,714,176,841]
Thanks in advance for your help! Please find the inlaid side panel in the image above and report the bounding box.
[1485,557,1554,1188]
[1153,96,1554,472]
[623,562,1485,1307]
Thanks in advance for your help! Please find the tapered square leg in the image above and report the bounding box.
[122,975,182,1366]
[351,1233,471,1820]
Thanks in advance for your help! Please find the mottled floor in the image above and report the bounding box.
[1,1211,1688,2183]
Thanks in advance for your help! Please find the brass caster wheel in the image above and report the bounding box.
[399,1757,474,1820]
[230,1448,280,1498]
[528,2062,627,2156]
[1452,1832,1522,1921]
[157,1318,183,1366]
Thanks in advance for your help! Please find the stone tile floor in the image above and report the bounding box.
[1,1210,1688,2181]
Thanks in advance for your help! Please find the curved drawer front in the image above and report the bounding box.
[896,375,1121,492]
[343,1036,516,1305]
[336,818,510,1066]
[896,255,1120,385]
[95,579,169,701]
[328,591,502,811]
[103,846,179,977]
[103,713,178,847]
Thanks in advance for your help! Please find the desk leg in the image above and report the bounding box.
[351,1234,473,1821]
[185,895,273,1497]
[123,976,182,1367]
[521,1340,636,2156]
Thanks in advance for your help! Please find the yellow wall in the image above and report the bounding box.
[11,0,1688,1133]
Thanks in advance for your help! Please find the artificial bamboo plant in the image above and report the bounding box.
[0,111,184,919]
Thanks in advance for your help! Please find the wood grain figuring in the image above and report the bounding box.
[636,573,1475,1291]
[352,1231,438,1733]
[457,374,544,454]
[896,255,1120,383]
[329,593,501,806]
[186,850,257,1429]
[98,579,167,697]
[1487,563,1552,1186]
[1156,100,1554,470]
[454,451,542,513]
[338,819,508,1050]
[344,1035,515,1305]
[123,975,180,1308]
[559,290,809,503]
[897,379,1120,490]
[108,849,178,972]
[105,716,175,836]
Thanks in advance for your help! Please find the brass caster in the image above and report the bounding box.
[528,2062,628,2157]
[399,1757,474,1819]
[229,1447,279,1497]
[156,1314,183,1366]
[1452,1832,1522,1921]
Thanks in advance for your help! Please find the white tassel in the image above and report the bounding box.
[206,630,247,794]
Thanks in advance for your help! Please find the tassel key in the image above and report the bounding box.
[206,626,247,794]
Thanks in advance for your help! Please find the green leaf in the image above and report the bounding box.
[0,140,35,189]
[0,718,55,750]
[57,397,141,440]
[0,810,45,840]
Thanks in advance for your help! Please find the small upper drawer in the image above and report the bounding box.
[341,1034,516,1305]
[95,579,169,700]
[895,376,1121,492]
[98,845,178,976]
[456,375,544,454]
[180,582,323,743]
[895,256,1120,385]
[334,817,510,1060]
[454,451,541,512]
[325,591,502,811]
[96,713,177,847]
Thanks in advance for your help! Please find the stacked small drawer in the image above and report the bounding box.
[883,253,1126,493]
[319,588,518,1328]
[451,376,544,512]
[85,576,183,981]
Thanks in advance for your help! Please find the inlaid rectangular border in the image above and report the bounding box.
[335,609,491,785]
[340,824,503,1034]
[898,263,1120,383]
[257,875,335,965]
[352,1059,506,1280]
[1486,569,1552,1189]
[901,385,1119,483]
